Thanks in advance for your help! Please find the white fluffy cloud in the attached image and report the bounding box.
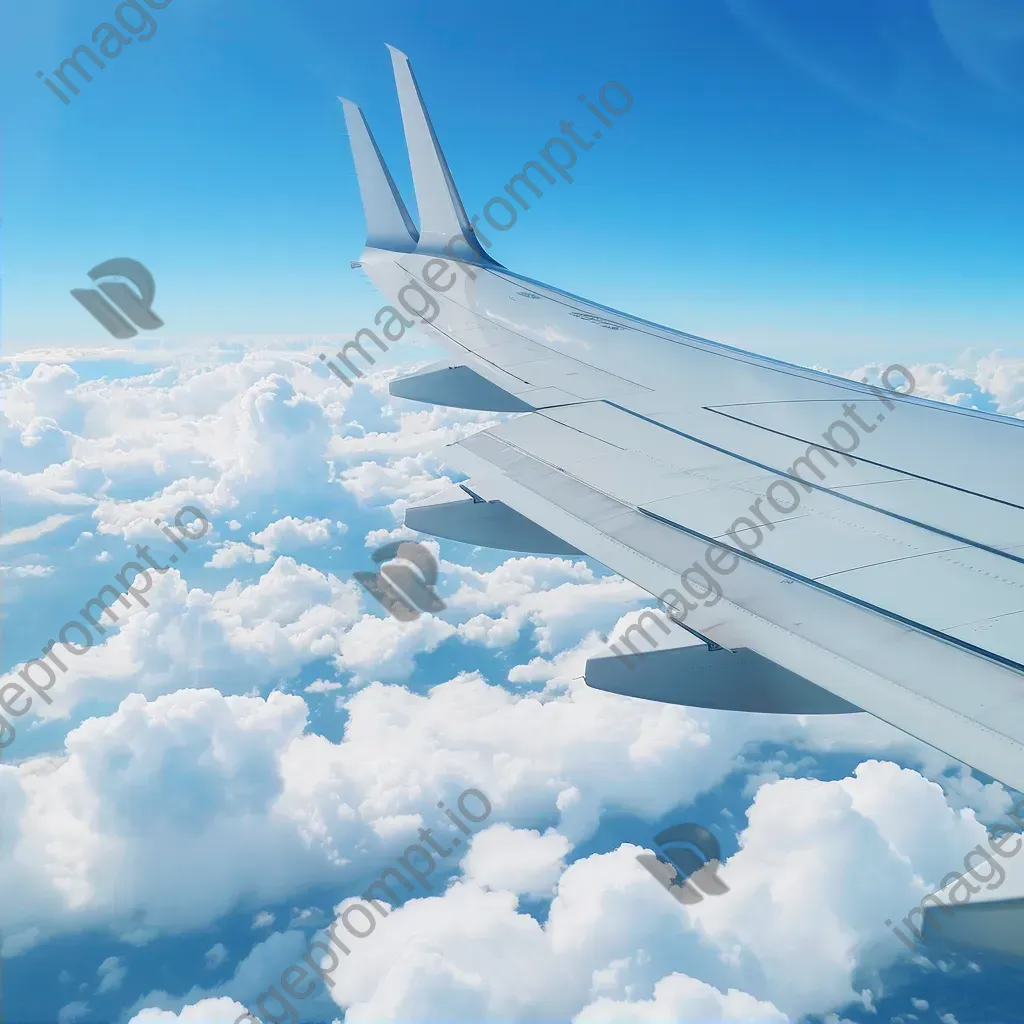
[97,955,127,993]
[850,353,1024,418]
[575,974,788,1023]
[463,824,571,899]
[307,762,996,1023]
[4,347,1021,1024]
[1,647,973,978]
[204,943,228,970]
[129,755,1001,1022]
[447,555,649,655]
[57,1000,90,1024]
[0,557,364,731]
[250,516,345,551]
[333,612,457,684]
[128,996,257,1023]
[0,670,734,952]
[207,517,345,568]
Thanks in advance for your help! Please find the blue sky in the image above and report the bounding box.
[4,0,1024,365]
[4,2,1024,1024]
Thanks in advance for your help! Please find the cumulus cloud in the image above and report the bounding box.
[127,929,336,1024]
[850,353,1024,418]
[204,943,228,970]
[574,973,788,1023]
[250,515,345,551]
[0,563,55,578]
[304,678,344,694]
[333,611,456,684]
[463,824,571,899]
[0,667,782,953]
[0,556,364,729]
[339,454,454,510]
[304,762,1011,1022]
[207,516,345,567]
[204,540,273,568]
[6,346,1022,1023]
[2,641,972,979]
[57,1000,90,1024]
[128,996,256,1023]
[364,524,417,549]
[447,556,648,656]
[313,850,784,1022]
[96,955,126,993]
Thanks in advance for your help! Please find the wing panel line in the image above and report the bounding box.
[638,507,1024,680]
[705,406,1024,512]
[599,401,1024,569]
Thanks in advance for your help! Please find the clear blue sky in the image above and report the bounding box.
[3,0,1024,366]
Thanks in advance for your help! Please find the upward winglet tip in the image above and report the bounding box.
[384,43,408,61]
[339,86,418,251]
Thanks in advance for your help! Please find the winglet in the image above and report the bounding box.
[339,97,418,252]
[385,44,490,261]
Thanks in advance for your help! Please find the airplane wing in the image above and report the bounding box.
[338,46,1024,797]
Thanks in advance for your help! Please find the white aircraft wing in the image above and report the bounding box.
[339,47,1024,796]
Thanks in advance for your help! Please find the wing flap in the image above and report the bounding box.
[586,645,861,715]
[389,364,533,412]
[405,483,581,555]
